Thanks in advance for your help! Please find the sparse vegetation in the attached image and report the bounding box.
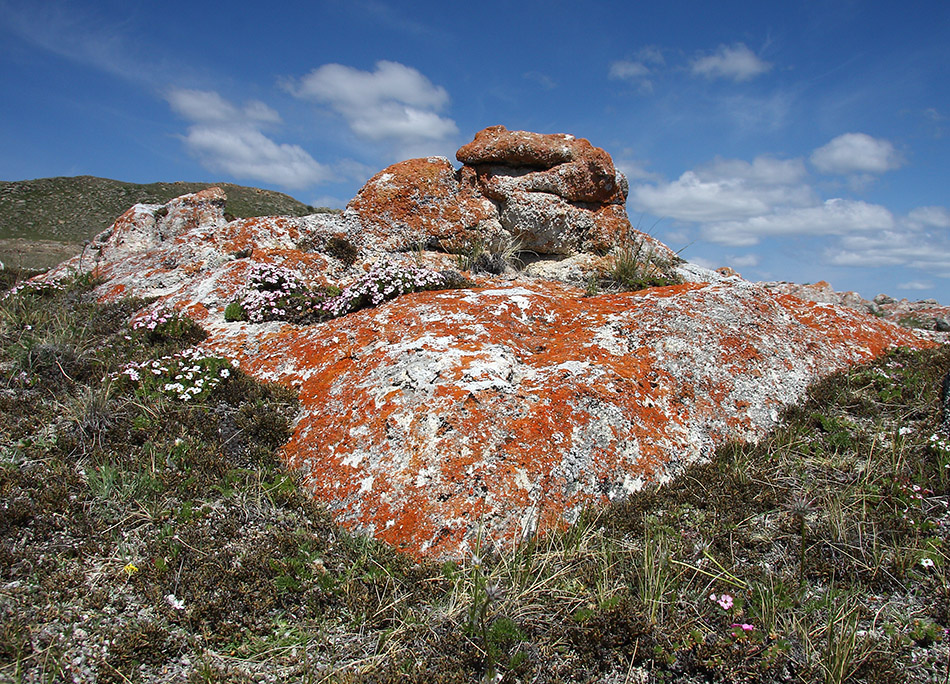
[1,266,949,682]
[600,231,682,292]
[441,235,525,275]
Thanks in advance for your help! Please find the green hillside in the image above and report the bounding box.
[0,176,332,269]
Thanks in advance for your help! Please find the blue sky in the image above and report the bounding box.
[2,0,949,301]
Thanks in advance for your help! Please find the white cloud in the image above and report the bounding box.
[906,205,950,229]
[615,158,661,182]
[690,43,772,82]
[729,254,760,268]
[309,195,347,210]
[703,199,895,246]
[630,156,813,223]
[167,88,330,189]
[637,46,665,66]
[609,47,664,93]
[825,210,950,277]
[810,133,903,175]
[633,148,949,288]
[167,89,280,125]
[703,156,808,186]
[688,256,719,270]
[898,280,933,291]
[609,60,654,94]
[289,61,458,157]
[610,60,650,79]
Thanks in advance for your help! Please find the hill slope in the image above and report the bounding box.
[0,176,329,269]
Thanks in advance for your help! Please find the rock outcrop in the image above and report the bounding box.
[346,157,503,253]
[40,127,936,559]
[345,125,670,261]
[763,280,950,343]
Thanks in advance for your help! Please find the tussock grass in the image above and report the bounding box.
[1,269,949,682]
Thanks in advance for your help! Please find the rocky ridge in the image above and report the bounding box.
[40,126,935,558]
[761,279,950,342]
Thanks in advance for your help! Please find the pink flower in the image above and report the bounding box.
[710,593,734,610]
[731,623,754,632]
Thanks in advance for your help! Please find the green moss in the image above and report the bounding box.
[223,301,245,322]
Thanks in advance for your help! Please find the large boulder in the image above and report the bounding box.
[457,125,626,205]
[39,133,936,559]
[458,126,635,254]
[346,156,504,252]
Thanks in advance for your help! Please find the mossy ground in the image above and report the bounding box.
[1,267,948,683]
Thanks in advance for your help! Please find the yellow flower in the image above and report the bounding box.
[122,562,139,577]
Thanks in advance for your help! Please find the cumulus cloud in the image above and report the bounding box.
[810,133,903,175]
[288,61,458,157]
[828,232,950,275]
[690,43,772,82]
[167,89,330,189]
[633,149,949,286]
[614,158,661,182]
[825,206,950,277]
[630,156,813,223]
[703,199,895,246]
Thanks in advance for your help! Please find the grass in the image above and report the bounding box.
[438,235,526,276]
[1,266,949,682]
[590,226,683,294]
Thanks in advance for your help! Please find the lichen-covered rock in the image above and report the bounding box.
[457,126,635,254]
[346,157,503,252]
[204,278,927,558]
[762,280,950,343]
[40,138,938,560]
[458,125,598,170]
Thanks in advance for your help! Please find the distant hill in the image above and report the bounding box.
[0,176,333,269]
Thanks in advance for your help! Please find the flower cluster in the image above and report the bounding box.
[119,348,232,401]
[929,432,950,458]
[131,309,176,333]
[128,307,204,345]
[1,278,65,300]
[247,262,306,293]
[319,260,449,318]
[231,260,455,325]
[234,263,329,324]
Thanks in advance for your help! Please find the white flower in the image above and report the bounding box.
[165,594,185,610]
[920,558,935,569]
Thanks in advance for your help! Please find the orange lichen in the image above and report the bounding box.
[38,184,938,560]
